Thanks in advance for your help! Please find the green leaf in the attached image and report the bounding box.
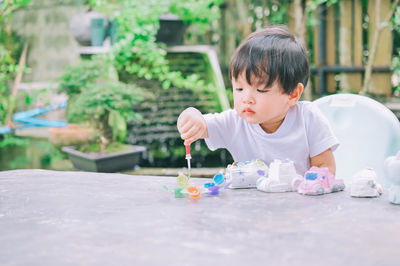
[108,110,127,142]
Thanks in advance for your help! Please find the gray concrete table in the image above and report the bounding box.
[1,169,399,266]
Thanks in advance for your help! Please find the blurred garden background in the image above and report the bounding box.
[0,0,399,173]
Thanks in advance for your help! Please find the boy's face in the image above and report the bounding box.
[232,73,297,134]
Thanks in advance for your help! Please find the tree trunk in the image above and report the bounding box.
[360,0,399,95]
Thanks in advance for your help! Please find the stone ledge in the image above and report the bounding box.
[123,167,223,178]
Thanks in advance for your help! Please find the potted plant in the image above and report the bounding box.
[79,0,226,167]
[58,56,146,172]
[156,13,188,46]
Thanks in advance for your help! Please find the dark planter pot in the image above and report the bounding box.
[62,145,146,172]
[156,14,188,46]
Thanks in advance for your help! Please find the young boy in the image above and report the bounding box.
[177,25,339,176]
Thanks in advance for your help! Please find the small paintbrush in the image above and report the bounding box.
[185,144,191,178]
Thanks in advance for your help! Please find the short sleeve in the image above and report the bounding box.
[203,109,236,151]
[304,102,340,157]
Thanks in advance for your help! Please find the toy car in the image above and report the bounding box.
[298,166,345,195]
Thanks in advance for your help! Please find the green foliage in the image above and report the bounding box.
[68,81,143,142]
[249,1,290,27]
[90,0,222,95]
[0,0,30,18]
[306,0,339,27]
[0,44,18,126]
[58,57,116,97]
[0,27,24,128]
[77,141,131,154]
[391,52,400,96]
[393,6,400,34]
[392,6,400,97]
[0,135,29,148]
[169,0,222,31]
[59,55,143,144]
[0,0,30,128]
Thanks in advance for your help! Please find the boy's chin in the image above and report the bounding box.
[239,115,261,124]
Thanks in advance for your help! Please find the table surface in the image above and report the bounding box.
[1,169,399,266]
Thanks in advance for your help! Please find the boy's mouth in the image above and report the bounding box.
[243,108,255,114]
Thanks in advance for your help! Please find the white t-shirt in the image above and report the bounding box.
[204,101,339,176]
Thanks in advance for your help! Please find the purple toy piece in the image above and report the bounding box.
[208,186,220,195]
[257,170,266,176]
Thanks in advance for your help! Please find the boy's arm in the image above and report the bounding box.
[177,107,208,145]
[310,148,336,175]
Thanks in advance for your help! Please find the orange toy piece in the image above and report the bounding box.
[186,185,201,199]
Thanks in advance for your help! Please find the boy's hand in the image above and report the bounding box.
[177,107,208,145]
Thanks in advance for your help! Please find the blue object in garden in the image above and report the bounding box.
[0,102,67,135]
[12,102,67,127]
[90,18,106,46]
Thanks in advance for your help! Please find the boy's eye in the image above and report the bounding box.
[235,88,243,91]
[257,89,269,93]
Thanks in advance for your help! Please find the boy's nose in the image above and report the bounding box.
[242,92,255,104]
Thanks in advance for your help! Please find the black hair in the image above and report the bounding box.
[229,25,309,95]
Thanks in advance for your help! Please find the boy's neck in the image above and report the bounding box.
[259,110,289,134]
[260,119,285,134]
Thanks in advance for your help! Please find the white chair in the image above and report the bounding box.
[313,93,400,187]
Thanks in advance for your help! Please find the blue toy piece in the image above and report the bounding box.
[213,173,225,185]
[314,94,400,187]
[305,172,318,180]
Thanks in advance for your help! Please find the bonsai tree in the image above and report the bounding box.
[58,56,143,153]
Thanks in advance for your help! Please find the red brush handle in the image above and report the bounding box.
[185,144,190,155]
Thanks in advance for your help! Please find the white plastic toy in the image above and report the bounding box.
[384,151,400,204]
[350,168,382,198]
[257,159,303,193]
[225,159,268,189]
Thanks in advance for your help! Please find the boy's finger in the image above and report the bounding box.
[177,114,190,128]
[180,124,199,140]
[178,120,193,134]
[184,130,204,145]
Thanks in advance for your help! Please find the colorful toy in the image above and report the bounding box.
[162,171,230,199]
[297,166,345,196]
[350,168,382,198]
[162,146,231,199]
[225,159,269,189]
[174,187,185,198]
[177,173,189,187]
[257,159,303,193]
[187,185,201,199]
[384,151,400,204]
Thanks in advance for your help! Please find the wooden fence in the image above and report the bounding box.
[210,0,396,97]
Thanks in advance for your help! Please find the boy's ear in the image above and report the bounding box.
[288,83,304,106]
